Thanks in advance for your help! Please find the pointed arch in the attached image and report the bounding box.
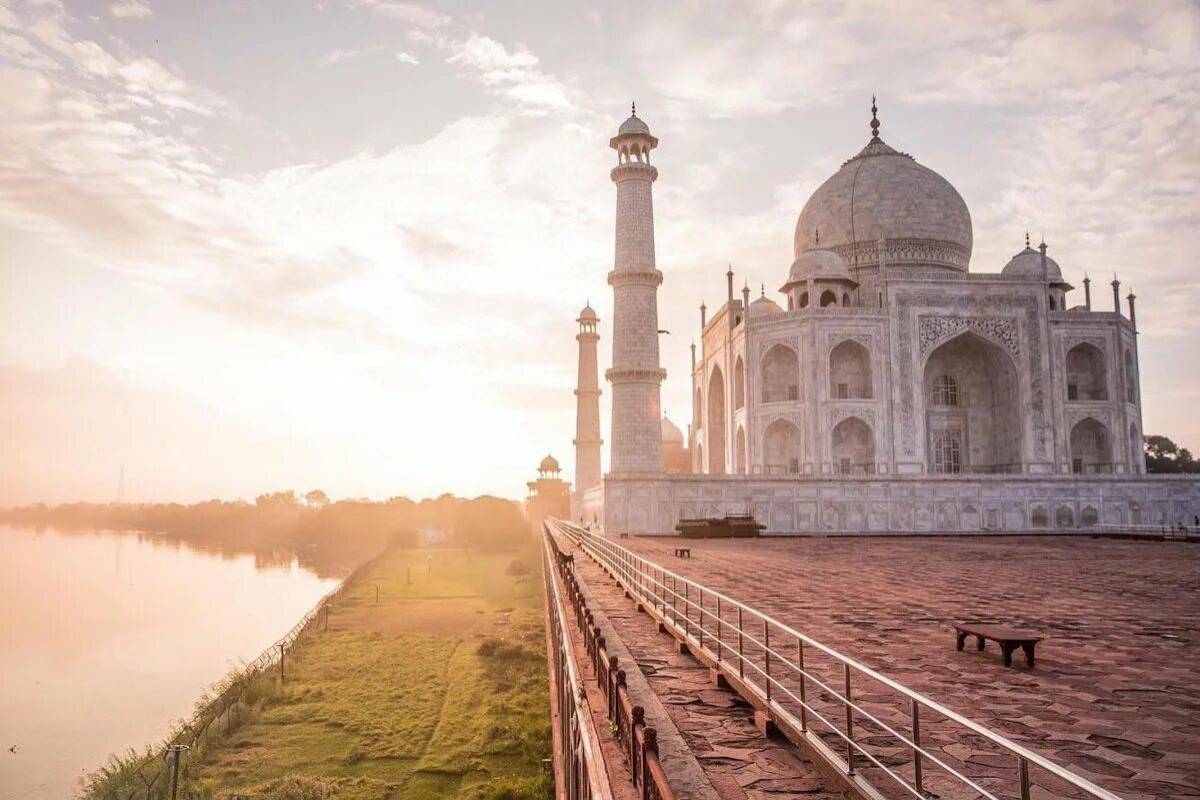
[1070,417,1111,474]
[762,343,800,403]
[1129,421,1142,473]
[829,340,872,399]
[831,417,875,474]
[763,418,802,475]
[923,331,1022,474]
[1066,343,1107,401]
[735,426,747,475]
[1124,349,1137,404]
[707,366,726,474]
[820,289,838,307]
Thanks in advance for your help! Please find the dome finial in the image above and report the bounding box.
[760,283,765,297]
[631,101,636,117]
[815,228,820,246]
[1025,231,1030,248]
[870,95,880,139]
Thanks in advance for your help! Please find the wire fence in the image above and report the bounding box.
[92,546,390,800]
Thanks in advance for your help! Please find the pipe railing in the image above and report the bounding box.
[549,518,1123,800]
[542,530,614,800]
[543,525,674,800]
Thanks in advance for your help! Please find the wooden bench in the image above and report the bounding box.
[674,547,691,559]
[954,623,1042,667]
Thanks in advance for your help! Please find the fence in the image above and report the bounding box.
[548,518,1123,800]
[543,525,674,800]
[96,546,389,800]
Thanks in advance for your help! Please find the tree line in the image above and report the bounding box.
[0,492,531,576]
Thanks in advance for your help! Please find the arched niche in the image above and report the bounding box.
[1070,417,1111,474]
[923,331,1022,474]
[1124,349,1137,404]
[763,418,802,475]
[831,417,874,474]
[735,426,747,475]
[830,340,872,399]
[762,344,800,403]
[707,366,726,474]
[1066,343,1107,401]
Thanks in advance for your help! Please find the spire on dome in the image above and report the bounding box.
[631,101,636,116]
[1025,231,1030,248]
[870,95,880,139]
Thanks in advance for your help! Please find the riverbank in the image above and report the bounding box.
[99,542,549,799]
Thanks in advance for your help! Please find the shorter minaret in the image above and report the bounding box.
[1112,275,1121,313]
[573,304,602,512]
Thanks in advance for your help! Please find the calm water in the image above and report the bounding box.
[0,526,341,799]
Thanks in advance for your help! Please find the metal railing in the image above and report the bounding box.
[549,518,1123,800]
[542,528,615,800]
[544,526,674,800]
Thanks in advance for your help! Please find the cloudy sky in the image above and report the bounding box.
[1,0,1197,505]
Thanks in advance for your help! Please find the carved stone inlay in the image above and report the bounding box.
[918,315,1019,360]
[827,406,876,428]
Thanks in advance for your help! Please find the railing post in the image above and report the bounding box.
[797,637,808,732]
[764,621,771,702]
[716,597,723,662]
[684,581,689,635]
[698,588,705,651]
[1018,755,1031,800]
[738,607,745,678]
[912,697,924,795]
[844,663,855,775]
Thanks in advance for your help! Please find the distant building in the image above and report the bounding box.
[661,415,690,474]
[577,102,1200,534]
[525,454,571,526]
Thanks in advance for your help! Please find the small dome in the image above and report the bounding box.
[661,416,684,445]
[781,247,855,291]
[577,303,598,322]
[750,295,782,316]
[618,113,650,136]
[538,454,560,473]
[1003,244,1063,281]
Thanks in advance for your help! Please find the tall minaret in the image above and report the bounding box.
[573,303,602,512]
[606,104,665,474]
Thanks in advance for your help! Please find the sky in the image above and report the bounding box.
[1,0,1198,505]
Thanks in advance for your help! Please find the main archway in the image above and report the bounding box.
[1070,417,1111,473]
[707,366,726,474]
[923,331,1022,474]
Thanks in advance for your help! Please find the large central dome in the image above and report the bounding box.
[794,111,972,272]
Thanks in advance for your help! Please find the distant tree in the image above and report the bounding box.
[255,490,299,507]
[1145,435,1199,473]
[304,490,329,508]
[453,496,528,551]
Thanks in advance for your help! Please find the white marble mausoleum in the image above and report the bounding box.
[572,103,1200,534]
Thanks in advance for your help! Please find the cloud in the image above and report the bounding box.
[319,46,372,67]
[109,0,152,19]
[352,0,449,29]
[446,33,572,111]
[396,50,419,65]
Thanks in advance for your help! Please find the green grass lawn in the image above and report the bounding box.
[184,545,549,800]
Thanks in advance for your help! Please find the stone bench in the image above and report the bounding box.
[954,623,1042,667]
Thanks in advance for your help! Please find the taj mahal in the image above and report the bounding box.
[569,102,1200,535]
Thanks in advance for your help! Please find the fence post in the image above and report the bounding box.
[716,597,723,662]
[908,697,925,794]
[797,637,807,732]
[844,663,854,775]
[1018,755,1031,800]
[738,607,745,678]
[764,621,771,702]
[278,643,285,683]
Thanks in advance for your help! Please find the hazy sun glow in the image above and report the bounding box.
[2,0,1199,503]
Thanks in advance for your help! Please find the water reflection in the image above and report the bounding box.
[0,525,341,799]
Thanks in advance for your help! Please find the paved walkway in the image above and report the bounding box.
[617,535,1200,800]
[559,533,845,800]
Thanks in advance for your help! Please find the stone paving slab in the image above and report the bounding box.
[617,535,1200,800]
[562,534,846,800]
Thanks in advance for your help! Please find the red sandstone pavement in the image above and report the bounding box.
[614,535,1200,800]
[559,530,847,800]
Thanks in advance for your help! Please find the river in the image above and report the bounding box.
[0,525,341,799]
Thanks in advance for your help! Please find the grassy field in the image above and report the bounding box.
[183,543,549,800]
